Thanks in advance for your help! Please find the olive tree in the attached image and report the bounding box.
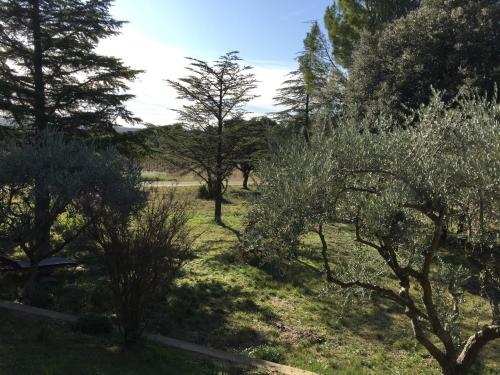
[247,93,499,374]
[0,130,144,299]
[243,136,340,280]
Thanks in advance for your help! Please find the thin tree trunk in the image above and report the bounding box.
[23,260,41,300]
[23,191,51,300]
[214,175,223,225]
[242,169,250,190]
[23,0,50,301]
[31,0,46,132]
[214,107,223,224]
[304,94,310,144]
[317,223,334,283]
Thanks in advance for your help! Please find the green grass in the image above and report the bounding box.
[0,310,241,375]
[141,170,200,182]
[1,186,499,375]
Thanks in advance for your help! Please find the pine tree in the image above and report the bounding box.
[274,22,343,142]
[0,0,140,135]
[324,0,420,68]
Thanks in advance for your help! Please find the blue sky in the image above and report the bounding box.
[103,0,333,125]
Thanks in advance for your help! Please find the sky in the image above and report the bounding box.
[99,0,332,126]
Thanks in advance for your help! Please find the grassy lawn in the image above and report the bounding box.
[0,310,239,375]
[0,186,498,375]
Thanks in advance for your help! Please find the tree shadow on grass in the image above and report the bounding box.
[219,222,241,242]
[241,247,400,345]
[440,238,500,300]
[0,310,245,375]
[152,280,276,351]
[336,295,399,342]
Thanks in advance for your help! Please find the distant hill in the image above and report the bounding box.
[0,117,146,134]
[0,117,14,127]
[114,126,145,133]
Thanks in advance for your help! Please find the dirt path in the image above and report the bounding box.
[145,180,247,187]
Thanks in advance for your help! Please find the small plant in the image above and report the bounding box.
[243,344,285,362]
[75,313,113,335]
[393,337,417,351]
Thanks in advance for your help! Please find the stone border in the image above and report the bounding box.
[0,300,317,375]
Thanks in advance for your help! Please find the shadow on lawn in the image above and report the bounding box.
[153,280,274,350]
[219,222,242,241]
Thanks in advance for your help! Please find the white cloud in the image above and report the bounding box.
[98,25,291,126]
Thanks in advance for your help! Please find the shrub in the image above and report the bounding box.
[197,184,212,199]
[92,190,193,345]
[75,313,113,335]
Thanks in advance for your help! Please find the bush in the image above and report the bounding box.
[197,184,212,199]
[75,313,113,335]
[92,190,194,345]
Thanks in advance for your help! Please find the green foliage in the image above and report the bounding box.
[0,130,144,297]
[324,0,420,68]
[299,22,330,97]
[274,23,344,139]
[346,0,500,122]
[225,116,277,187]
[0,0,140,134]
[147,124,223,191]
[3,187,497,373]
[242,134,341,272]
[167,51,258,223]
[75,313,113,336]
[197,184,214,200]
[0,131,144,254]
